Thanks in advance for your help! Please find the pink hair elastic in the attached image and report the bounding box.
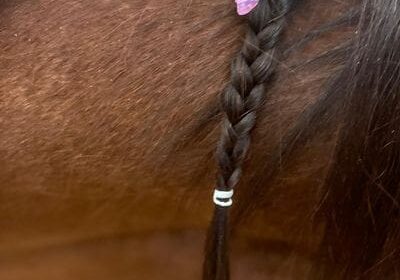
[235,0,259,16]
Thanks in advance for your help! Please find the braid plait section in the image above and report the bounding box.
[203,1,292,280]
[217,1,289,193]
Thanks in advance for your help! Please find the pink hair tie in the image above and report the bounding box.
[235,0,259,16]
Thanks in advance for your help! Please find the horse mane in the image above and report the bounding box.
[203,1,294,279]
[1,0,400,279]
[202,0,400,279]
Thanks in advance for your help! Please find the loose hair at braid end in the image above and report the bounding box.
[202,1,294,279]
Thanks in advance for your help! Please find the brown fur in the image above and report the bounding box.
[0,0,356,279]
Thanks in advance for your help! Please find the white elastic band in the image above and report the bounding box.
[213,189,234,207]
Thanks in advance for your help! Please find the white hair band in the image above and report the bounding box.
[213,189,234,207]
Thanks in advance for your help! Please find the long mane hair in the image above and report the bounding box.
[203,0,400,279]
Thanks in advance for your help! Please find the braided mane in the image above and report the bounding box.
[203,1,293,279]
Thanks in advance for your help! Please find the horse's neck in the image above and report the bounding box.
[0,1,352,279]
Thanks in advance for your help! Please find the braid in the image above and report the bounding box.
[203,1,293,279]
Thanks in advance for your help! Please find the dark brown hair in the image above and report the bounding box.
[204,0,400,279]
[316,1,400,278]
[203,1,293,279]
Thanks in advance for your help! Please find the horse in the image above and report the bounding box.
[1,0,398,279]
